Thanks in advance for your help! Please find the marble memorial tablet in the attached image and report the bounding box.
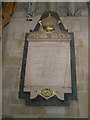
[24,40,72,100]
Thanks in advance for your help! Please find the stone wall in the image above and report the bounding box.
[2,13,88,118]
[16,2,88,17]
[2,2,88,118]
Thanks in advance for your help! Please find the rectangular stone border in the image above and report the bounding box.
[19,32,77,106]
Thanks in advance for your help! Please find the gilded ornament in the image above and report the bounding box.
[35,88,59,99]
[35,33,40,39]
[42,13,52,23]
[44,25,54,32]
[58,34,63,39]
[39,20,42,26]
[58,19,61,24]
[41,88,53,98]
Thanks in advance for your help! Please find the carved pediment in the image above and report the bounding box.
[27,11,70,40]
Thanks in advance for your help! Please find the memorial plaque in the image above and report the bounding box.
[19,11,77,105]
[24,40,72,100]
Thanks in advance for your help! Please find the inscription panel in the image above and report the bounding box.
[24,40,71,100]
